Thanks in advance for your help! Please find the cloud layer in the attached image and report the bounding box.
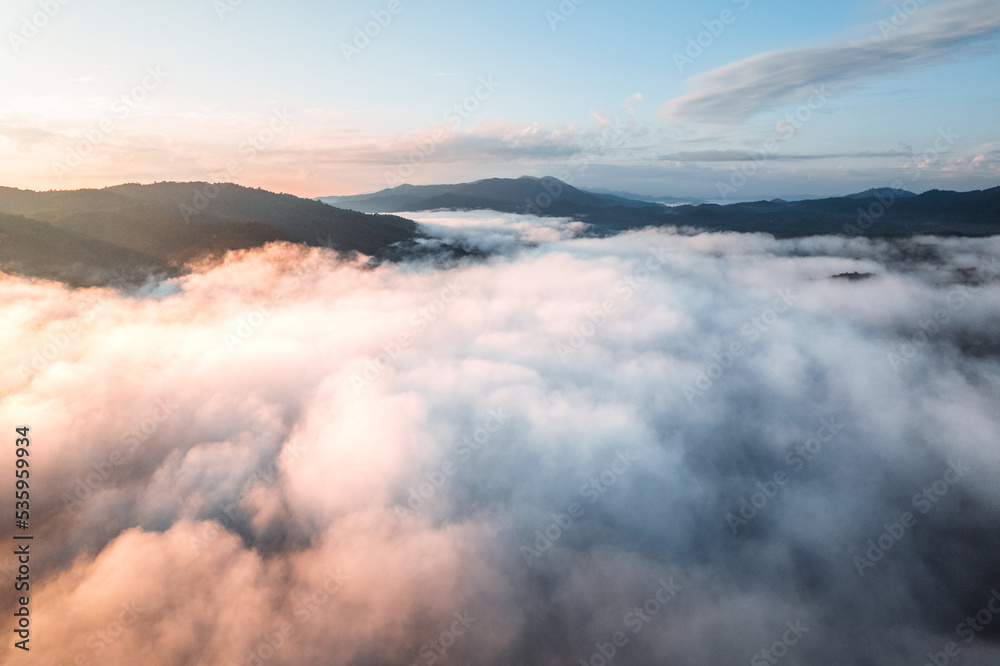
[2,218,1000,665]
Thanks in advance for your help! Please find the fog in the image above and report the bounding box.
[2,215,999,665]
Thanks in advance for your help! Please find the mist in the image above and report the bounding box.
[2,216,1000,665]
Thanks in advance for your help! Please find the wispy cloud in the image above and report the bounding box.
[0,115,62,150]
[658,149,914,162]
[306,117,639,168]
[660,0,1000,122]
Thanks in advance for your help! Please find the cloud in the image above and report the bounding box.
[419,119,587,162]
[265,118,629,170]
[0,106,649,197]
[657,149,914,162]
[406,210,589,253]
[947,142,1000,173]
[0,115,63,151]
[377,117,644,166]
[624,93,644,118]
[2,221,1000,664]
[660,0,1000,122]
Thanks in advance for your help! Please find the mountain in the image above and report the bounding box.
[583,187,705,206]
[661,186,1000,238]
[4,179,998,288]
[320,176,656,213]
[845,188,917,200]
[585,191,679,209]
[319,176,671,231]
[0,213,171,288]
[0,182,419,287]
[322,176,1000,238]
[764,195,828,203]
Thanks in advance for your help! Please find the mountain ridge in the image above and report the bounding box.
[2,178,998,288]
[0,182,420,287]
[319,176,1000,237]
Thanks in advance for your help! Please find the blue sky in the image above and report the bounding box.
[0,0,997,198]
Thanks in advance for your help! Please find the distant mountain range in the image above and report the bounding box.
[320,177,998,238]
[0,182,418,287]
[322,177,618,213]
[664,187,996,238]
[555,187,705,207]
[2,177,997,288]
[319,177,678,230]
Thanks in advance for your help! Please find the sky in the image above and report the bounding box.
[0,0,998,198]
